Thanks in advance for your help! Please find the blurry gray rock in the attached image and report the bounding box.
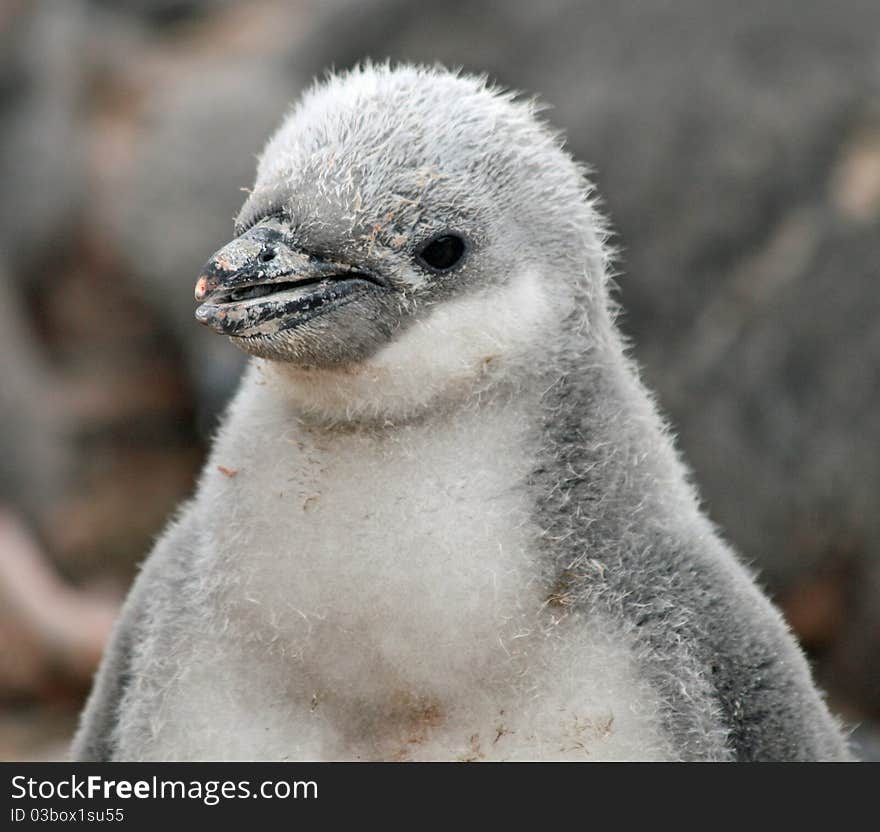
[0,265,66,521]
[0,1,89,277]
[87,0,229,28]
[0,1,88,520]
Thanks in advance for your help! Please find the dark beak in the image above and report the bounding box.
[194,219,386,338]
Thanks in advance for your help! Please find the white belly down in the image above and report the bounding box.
[114,381,675,761]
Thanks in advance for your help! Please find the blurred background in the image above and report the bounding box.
[1,0,878,761]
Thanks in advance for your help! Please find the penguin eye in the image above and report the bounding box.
[415,233,467,272]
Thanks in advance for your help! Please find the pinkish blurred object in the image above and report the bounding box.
[0,509,120,699]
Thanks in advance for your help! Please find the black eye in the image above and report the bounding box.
[415,233,467,272]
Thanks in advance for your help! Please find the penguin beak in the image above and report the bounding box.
[194,221,386,338]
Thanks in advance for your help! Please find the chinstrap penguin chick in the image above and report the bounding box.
[73,64,852,762]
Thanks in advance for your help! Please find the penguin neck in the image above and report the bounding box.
[251,266,560,428]
[533,309,704,555]
[250,352,528,433]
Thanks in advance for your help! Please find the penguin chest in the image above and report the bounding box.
[208,403,547,699]
[151,395,678,761]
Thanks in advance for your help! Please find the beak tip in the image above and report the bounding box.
[194,276,209,301]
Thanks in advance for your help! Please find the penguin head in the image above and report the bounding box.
[194,64,610,413]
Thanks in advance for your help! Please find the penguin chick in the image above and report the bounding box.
[73,64,852,762]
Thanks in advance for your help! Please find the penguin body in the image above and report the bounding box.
[84,362,671,761]
[74,65,851,761]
